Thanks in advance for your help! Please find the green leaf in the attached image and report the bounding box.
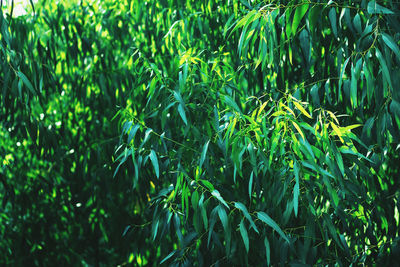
[382,33,400,60]
[264,237,271,266]
[339,57,350,92]
[217,205,229,234]
[308,5,321,33]
[293,101,312,119]
[199,194,208,228]
[234,202,259,233]
[299,29,310,62]
[239,219,249,253]
[367,1,394,14]
[212,189,229,209]
[199,140,210,169]
[293,182,299,217]
[127,124,140,144]
[292,4,309,35]
[160,250,177,264]
[310,84,320,107]
[331,144,344,177]
[178,104,188,125]
[248,171,253,200]
[390,100,400,120]
[257,211,289,243]
[353,14,362,34]
[152,217,159,241]
[200,179,214,191]
[328,8,337,38]
[376,47,393,90]
[322,213,343,249]
[232,10,257,33]
[350,62,357,108]
[149,150,159,178]
[363,60,374,102]
[17,71,36,95]
[224,95,241,113]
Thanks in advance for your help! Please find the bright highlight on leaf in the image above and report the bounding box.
[293,101,312,119]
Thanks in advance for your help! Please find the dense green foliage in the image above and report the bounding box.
[1,0,400,266]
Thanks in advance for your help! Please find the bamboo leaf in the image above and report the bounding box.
[330,122,344,143]
[292,4,309,35]
[328,8,337,38]
[248,171,253,200]
[293,101,312,119]
[17,71,36,95]
[178,104,188,125]
[350,63,357,108]
[293,182,299,217]
[367,1,394,14]
[199,140,210,169]
[160,250,177,264]
[149,150,159,178]
[224,95,241,113]
[376,48,393,90]
[264,237,270,266]
[234,202,259,233]
[257,211,289,243]
[239,220,249,253]
[212,190,229,209]
[339,57,350,92]
[382,33,400,60]
[292,120,305,140]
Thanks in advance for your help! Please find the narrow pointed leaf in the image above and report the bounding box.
[239,220,249,253]
[199,140,210,169]
[234,202,259,233]
[17,71,36,95]
[149,150,159,178]
[293,101,312,119]
[264,237,271,266]
[257,211,289,243]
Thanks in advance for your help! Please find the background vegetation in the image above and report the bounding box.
[1,0,400,266]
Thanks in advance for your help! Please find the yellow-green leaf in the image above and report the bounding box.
[330,122,344,143]
[293,101,312,119]
[292,121,305,140]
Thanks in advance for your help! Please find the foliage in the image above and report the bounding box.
[1,0,400,266]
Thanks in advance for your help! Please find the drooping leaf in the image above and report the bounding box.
[224,95,241,113]
[350,62,358,108]
[200,180,214,192]
[149,150,159,178]
[292,4,309,35]
[17,71,36,95]
[293,101,312,119]
[293,182,299,217]
[367,1,394,14]
[127,124,140,144]
[239,219,249,253]
[248,171,253,200]
[257,211,289,243]
[212,190,229,209]
[217,205,229,233]
[178,104,188,125]
[382,33,400,60]
[234,202,259,233]
[264,236,271,266]
[292,120,305,140]
[160,250,178,264]
[328,8,337,38]
[199,140,210,169]
[339,57,350,92]
[376,47,393,90]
